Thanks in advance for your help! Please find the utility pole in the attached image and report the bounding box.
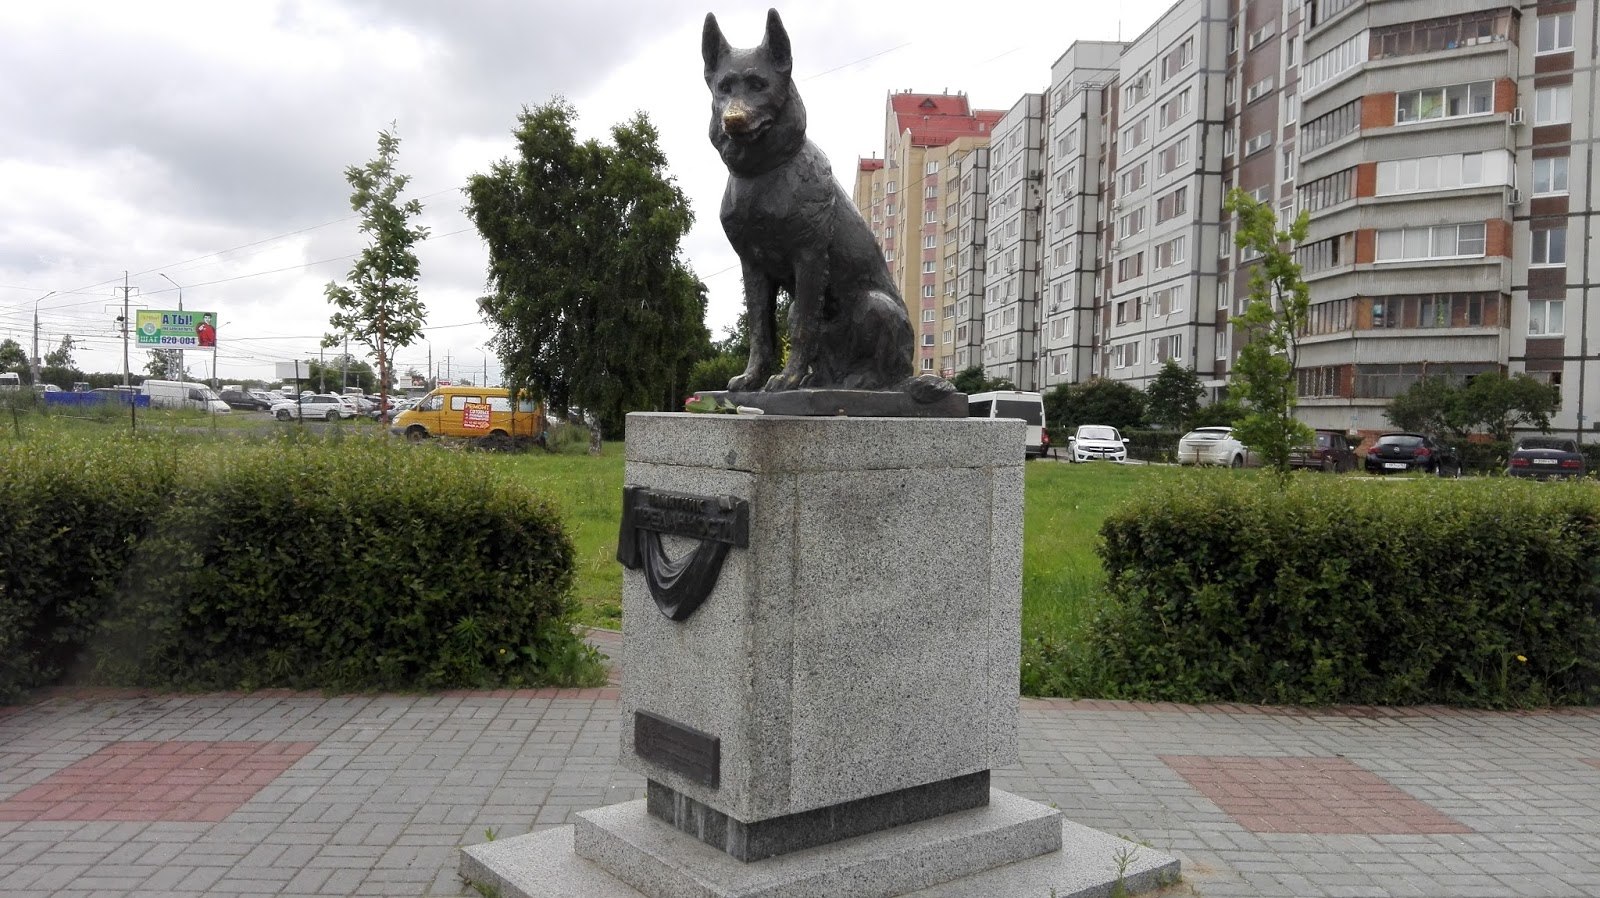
[121,272,131,389]
[31,290,55,386]
[342,336,349,391]
[159,273,185,383]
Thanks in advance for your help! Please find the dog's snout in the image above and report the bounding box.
[722,101,751,133]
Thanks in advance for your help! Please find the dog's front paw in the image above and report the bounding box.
[727,372,760,392]
[763,369,810,392]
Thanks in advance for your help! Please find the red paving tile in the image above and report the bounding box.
[1162,755,1473,835]
[0,740,316,823]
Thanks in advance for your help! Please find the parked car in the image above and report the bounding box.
[391,386,545,442]
[1067,425,1128,463]
[1363,432,1460,476]
[218,388,273,411]
[1288,429,1359,473]
[1176,426,1254,468]
[272,393,348,421]
[141,380,230,413]
[1507,436,1586,480]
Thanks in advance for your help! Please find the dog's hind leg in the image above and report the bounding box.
[728,262,780,392]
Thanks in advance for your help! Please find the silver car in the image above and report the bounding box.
[1177,426,1254,467]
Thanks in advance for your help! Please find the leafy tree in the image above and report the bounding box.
[1223,188,1314,477]
[44,335,75,369]
[1461,372,1560,441]
[951,365,1015,394]
[466,99,711,439]
[0,338,29,381]
[324,127,428,427]
[1044,378,1145,433]
[1384,375,1465,437]
[688,353,747,396]
[1189,397,1246,429]
[144,349,188,380]
[306,354,382,394]
[38,364,84,390]
[1144,360,1204,430]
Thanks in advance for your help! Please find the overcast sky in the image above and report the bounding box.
[0,0,1173,387]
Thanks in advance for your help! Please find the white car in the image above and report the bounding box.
[1177,426,1254,467]
[271,394,349,421]
[1068,425,1128,463]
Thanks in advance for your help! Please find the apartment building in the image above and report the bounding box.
[853,92,1002,377]
[1040,43,1122,389]
[981,94,1046,389]
[949,146,991,375]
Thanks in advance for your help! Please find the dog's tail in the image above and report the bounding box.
[897,374,959,404]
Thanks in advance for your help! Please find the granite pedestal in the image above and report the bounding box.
[461,412,1178,897]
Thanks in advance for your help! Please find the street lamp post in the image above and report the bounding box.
[158,273,185,383]
[31,290,55,386]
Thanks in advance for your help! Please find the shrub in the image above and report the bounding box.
[1089,476,1600,707]
[0,434,175,702]
[1,432,601,699]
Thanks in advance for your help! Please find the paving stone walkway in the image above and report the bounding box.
[1,632,1597,897]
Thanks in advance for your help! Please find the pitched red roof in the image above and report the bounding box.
[889,93,1005,148]
[858,158,885,172]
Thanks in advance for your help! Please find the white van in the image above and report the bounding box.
[967,390,1047,459]
[141,379,231,413]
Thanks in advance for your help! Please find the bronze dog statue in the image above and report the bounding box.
[705,9,944,398]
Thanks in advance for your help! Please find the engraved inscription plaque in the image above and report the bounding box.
[635,710,721,787]
[616,486,750,621]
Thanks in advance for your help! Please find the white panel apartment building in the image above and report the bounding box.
[1040,43,1122,389]
[980,94,1045,389]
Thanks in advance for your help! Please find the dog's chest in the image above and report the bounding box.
[720,165,832,261]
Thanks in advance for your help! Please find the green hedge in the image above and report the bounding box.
[1043,427,1179,463]
[1086,476,1600,707]
[1,433,601,700]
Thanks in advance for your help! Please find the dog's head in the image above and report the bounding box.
[703,8,807,175]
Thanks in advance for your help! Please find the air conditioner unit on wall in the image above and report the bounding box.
[1509,106,1525,126]
[1508,187,1522,207]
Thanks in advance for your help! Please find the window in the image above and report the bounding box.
[1248,22,1276,49]
[922,334,935,346]
[1115,298,1142,324]
[1297,234,1352,275]
[921,358,934,371]
[1119,162,1148,194]
[1245,76,1275,105]
[1154,236,1186,269]
[922,261,936,273]
[1532,228,1567,267]
[1161,37,1194,82]
[1302,31,1365,94]
[1374,223,1487,261]
[1370,9,1516,59]
[1217,276,1230,310]
[925,209,938,224]
[1298,168,1355,212]
[1112,340,1140,368]
[923,284,935,297]
[1151,334,1182,363]
[1119,207,1146,238]
[1153,284,1184,315]
[922,309,936,323]
[925,186,937,199]
[1301,100,1359,153]
[1122,116,1150,150]
[1534,157,1569,196]
[1244,131,1272,156]
[1215,329,1229,360]
[1157,138,1190,177]
[1282,90,1299,124]
[1538,14,1575,54]
[886,181,897,194]
[1123,71,1150,106]
[1155,187,1188,223]
[1376,150,1512,194]
[1395,81,1494,124]
[1536,86,1573,125]
[925,160,939,175]
[1529,299,1564,336]
[1159,89,1191,128]
[923,235,937,249]
[1282,147,1297,182]
[1117,251,1145,282]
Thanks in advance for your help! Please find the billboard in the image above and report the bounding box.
[136,310,217,348]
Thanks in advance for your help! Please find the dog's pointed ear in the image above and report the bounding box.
[703,13,731,81]
[761,8,793,76]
